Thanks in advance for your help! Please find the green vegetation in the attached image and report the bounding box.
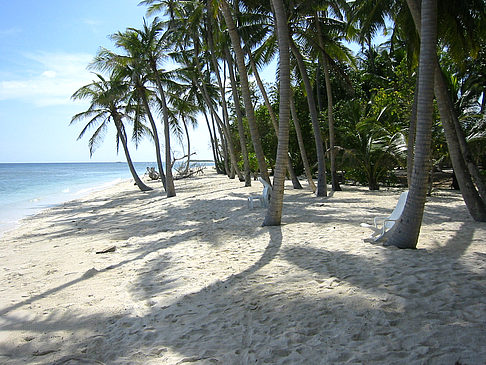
[71,0,486,247]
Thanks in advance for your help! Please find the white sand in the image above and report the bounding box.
[0,169,485,364]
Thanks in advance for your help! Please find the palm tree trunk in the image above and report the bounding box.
[386,0,437,249]
[205,7,244,181]
[182,115,191,174]
[434,68,486,220]
[322,54,341,191]
[150,63,176,197]
[140,90,167,189]
[407,74,419,187]
[220,0,270,184]
[314,13,340,191]
[290,89,316,192]
[202,107,223,173]
[246,46,302,189]
[290,37,327,197]
[114,119,152,192]
[406,0,486,220]
[226,49,252,186]
[263,0,291,226]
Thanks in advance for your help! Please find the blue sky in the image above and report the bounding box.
[0,0,219,163]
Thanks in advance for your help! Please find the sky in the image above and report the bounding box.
[0,0,226,163]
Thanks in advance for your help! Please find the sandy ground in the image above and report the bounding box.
[0,169,485,365]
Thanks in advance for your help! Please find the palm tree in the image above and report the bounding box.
[225,48,252,186]
[71,73,152,192]
[385,0,437,249]
[133,18,176,197]
[290,37,328,196]
[263,0,292,226]
[91,34,168,191]
[219,0,270,184]
[404,0,486,221]
[351,0,486,221]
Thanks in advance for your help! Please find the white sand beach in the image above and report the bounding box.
[0,169,485,364]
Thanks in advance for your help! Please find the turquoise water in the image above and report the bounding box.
[0,162,158,235]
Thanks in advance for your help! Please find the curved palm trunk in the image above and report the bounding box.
[182,115,191,174]
[114,118,152,192]
[191,57,237,179]
[290,90,317,192]
[140,90,167,189]
[226,49,252,186]
[220,0,270,184]
[246,47,302,189]
[406,0,486,221]
[434,69,486,220]
[263,0,291,226]
[290,38,327,197]
[202,107,223,173]
[206,3,244,181]
[196,77,235,178]
[150,61,176,197]
[386,0,437,249]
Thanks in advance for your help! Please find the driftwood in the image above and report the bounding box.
[174,166,206,180]
[95,245,116,254]
[146,167,160,181]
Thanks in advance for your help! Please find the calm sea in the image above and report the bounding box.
[0,162,159,236]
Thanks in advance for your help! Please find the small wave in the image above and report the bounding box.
[30,198,41,203]
[62,188,70,193]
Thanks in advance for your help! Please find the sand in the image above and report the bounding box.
[0,169,485,364]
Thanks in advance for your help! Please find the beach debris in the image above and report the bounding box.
[95,245,116,254]
[146,167,160,181]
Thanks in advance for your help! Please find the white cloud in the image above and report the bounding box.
[0,51,95,107]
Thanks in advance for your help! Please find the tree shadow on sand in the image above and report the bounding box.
[1,183,484,364]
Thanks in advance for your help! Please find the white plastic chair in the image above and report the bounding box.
[361,191,408,242]
[248,177,272,209]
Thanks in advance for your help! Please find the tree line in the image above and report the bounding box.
[71,0,486,249]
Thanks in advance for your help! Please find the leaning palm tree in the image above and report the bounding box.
[219,0,271,184]
[91,39,168,191]
[71,73,152,192]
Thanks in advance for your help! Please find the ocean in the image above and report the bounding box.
[0,162,162,236]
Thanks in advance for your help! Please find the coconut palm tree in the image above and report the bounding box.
[91,34,168,191]
[132,18,176,197]
[71,73,152,192]
[289,36,328,197]
[351,0,486,221]
[219,0,271,184]
[262,0,292,226]
[385,0,437,248]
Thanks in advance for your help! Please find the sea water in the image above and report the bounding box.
[0,162,158,236]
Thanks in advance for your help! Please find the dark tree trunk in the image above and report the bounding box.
[290,37,327,197]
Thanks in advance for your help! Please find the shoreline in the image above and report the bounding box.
[0,177,132,238]
[0,170,485,364]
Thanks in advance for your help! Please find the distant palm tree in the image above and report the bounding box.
[71,73,152,192]
[132,18,176,197]
[91,34,168,191]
